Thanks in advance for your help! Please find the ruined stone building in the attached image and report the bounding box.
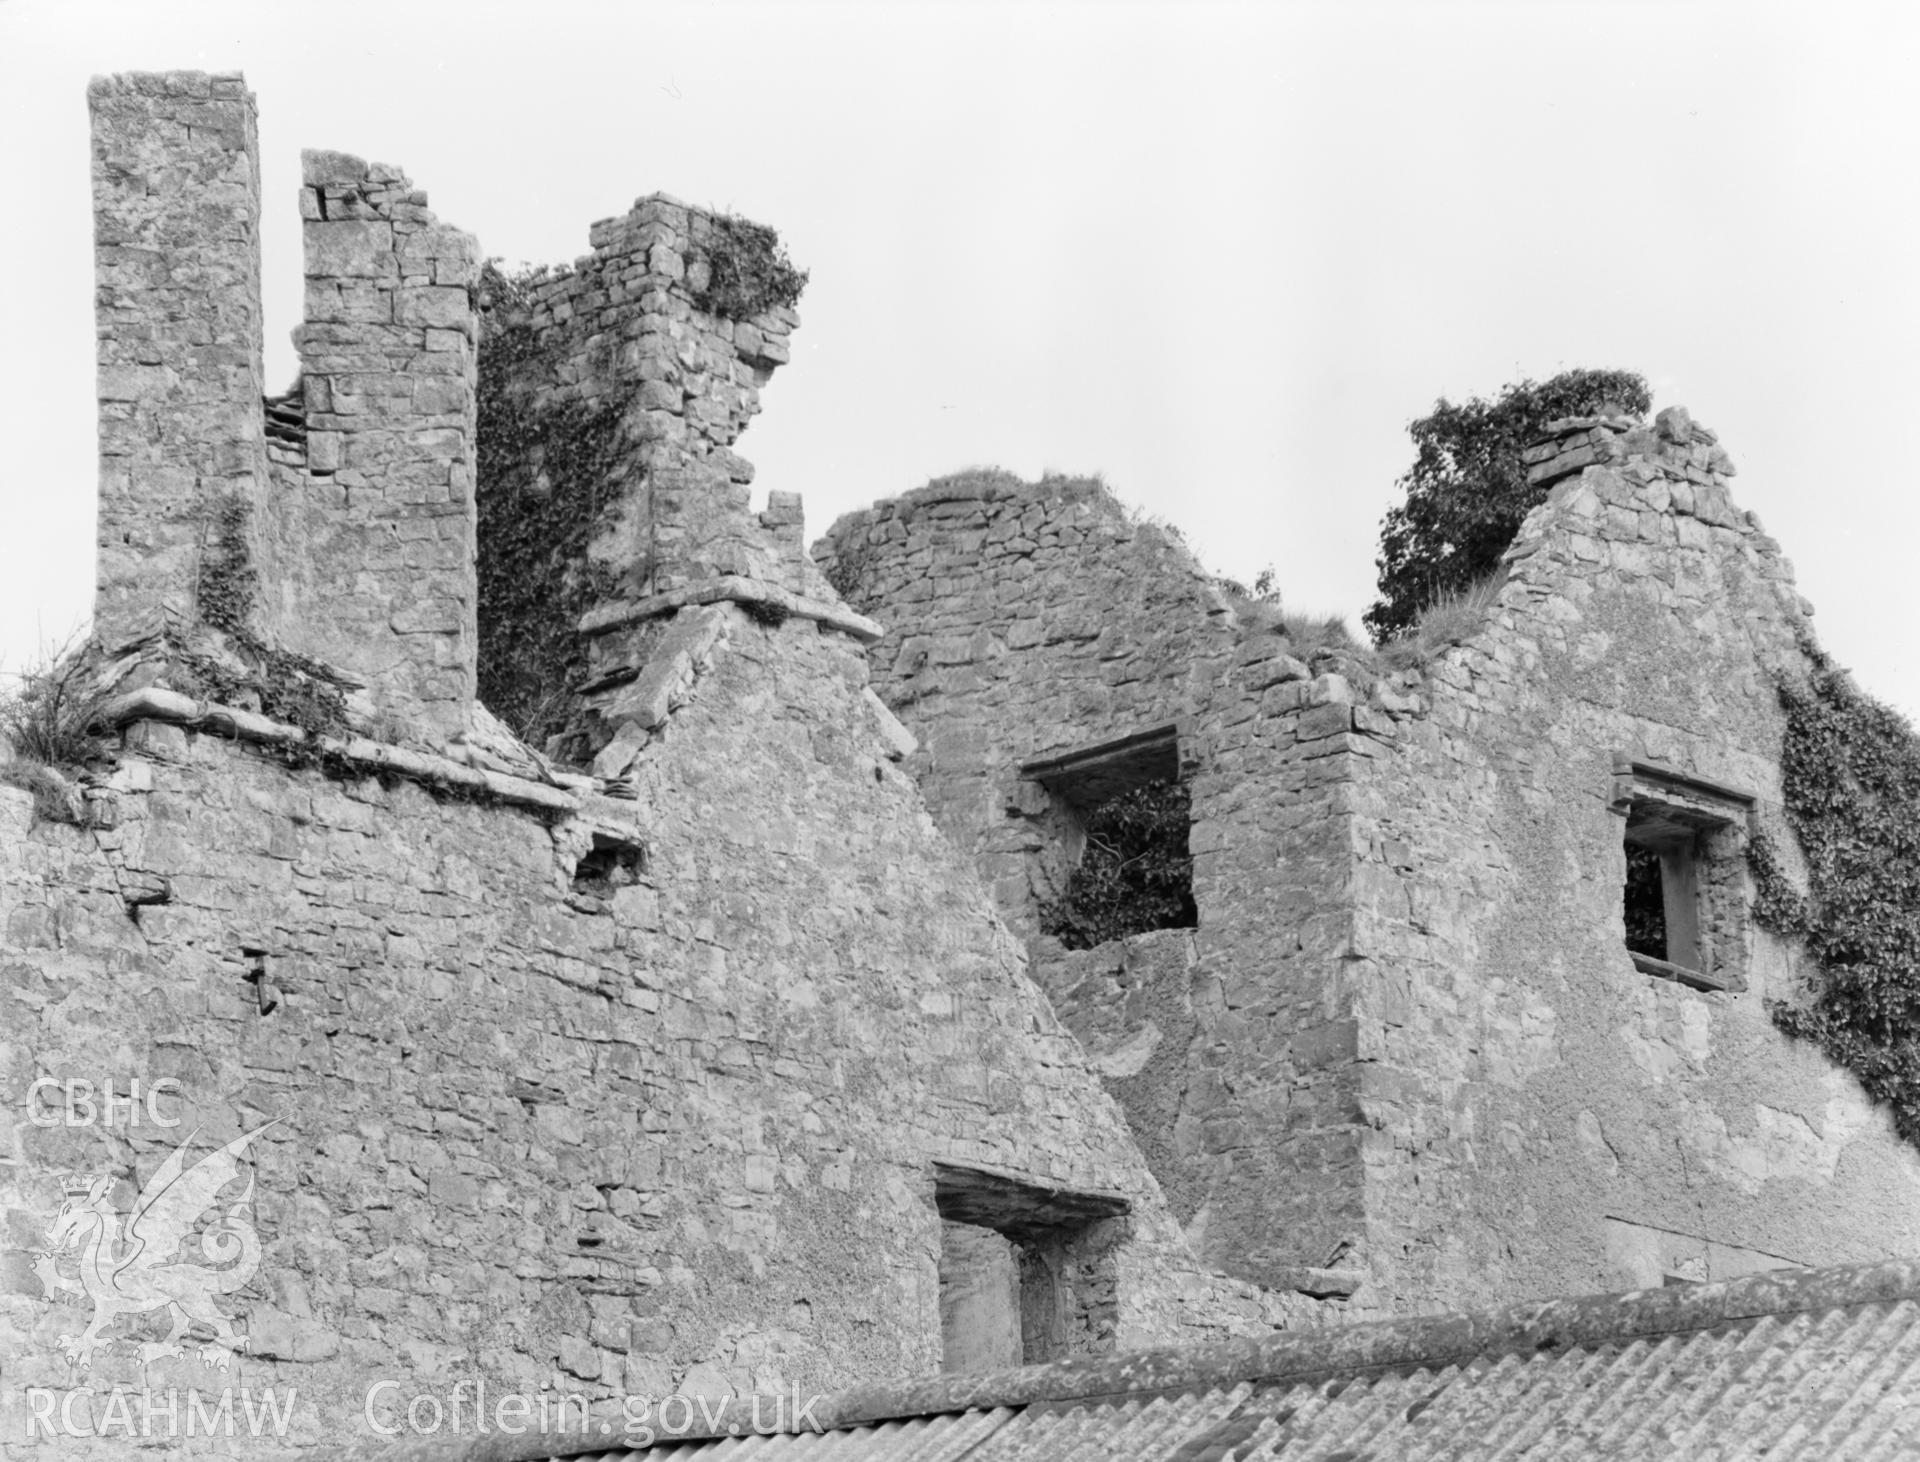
[817,419,1920,1315]
[3,70,1918,1454]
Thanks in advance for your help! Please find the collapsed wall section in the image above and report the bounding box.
[88,72,268,651]
[474,198,841,755]
[1346,408,1920,1311]
[819,474,1386,1303]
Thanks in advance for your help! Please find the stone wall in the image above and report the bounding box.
[88,72,267,652]
[475,198,833,752]
[86,74,484,750]
[4,72,1313,1453]
[48,65,1920,1455]
[263,149,481,739]
[818,474,1385,1302]
[1343,408,1920,1312]
[820,420,1920,1318]
[0,602,1302,1451]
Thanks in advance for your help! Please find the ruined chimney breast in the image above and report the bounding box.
[83,70,858,767]
[282,147,481,738]
[473,194,842,757]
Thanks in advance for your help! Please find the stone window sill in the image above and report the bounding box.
[1632,951,1731,993]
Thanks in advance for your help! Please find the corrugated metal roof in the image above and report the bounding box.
[326,1258,1920,1461]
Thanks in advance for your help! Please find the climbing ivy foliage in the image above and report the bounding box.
[1039,780,1198,950]
[197,497,259,635]
[1752,648,1920,1145]
[476,261,633,747]
[692,216,808,321]
[187,496,350,746]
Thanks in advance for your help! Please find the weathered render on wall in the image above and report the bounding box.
[819,418,1920,1317]
[20,59,1920,1457]
[1345,409,1920,1312]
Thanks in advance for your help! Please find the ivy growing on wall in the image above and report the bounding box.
[1750,645,1920,1144]
[197,497,259,635]
[691,216,808,321]
[185,496,350,747]
[1039,779,1197,950]
[476,262,633,748]
[181,495,526,800]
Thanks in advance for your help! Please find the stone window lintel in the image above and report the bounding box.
[933,1162,1130,1238]
[1612,755,1754,993]
[934,1163,1129,1373]
[1020,722,1189,809]
[1608,756,1755,824]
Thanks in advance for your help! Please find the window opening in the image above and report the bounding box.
[1623,844,1667,961]
[1612,758,1753,992]
[933,1164,1129,1374]
[1023,726,1194,950]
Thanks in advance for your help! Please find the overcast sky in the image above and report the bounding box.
[3,0,1915,717]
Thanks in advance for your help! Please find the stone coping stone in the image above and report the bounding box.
[98,688,585,814]
[579,575,884,644]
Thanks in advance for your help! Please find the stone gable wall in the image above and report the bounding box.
[1343,409,1920,1311]
[818,474,1388,1304]
[1,606,1300,1452]
[822,417,1920,1319]
[6,72,1315,1454]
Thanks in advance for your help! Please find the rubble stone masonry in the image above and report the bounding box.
[89,73,268,652]
[820,413,1920,1316]
[0,608,1299,1451]
[476,197,843,761]
[266,148,481,739]
[819,475,1383,1300]
[2,72,1309,1456]
[20,61,1920,1459]
[1349,409,1920,1310]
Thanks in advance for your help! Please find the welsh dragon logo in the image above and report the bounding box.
[32,1121,275,1370]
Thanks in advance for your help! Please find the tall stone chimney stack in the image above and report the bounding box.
[88,72,267,649]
